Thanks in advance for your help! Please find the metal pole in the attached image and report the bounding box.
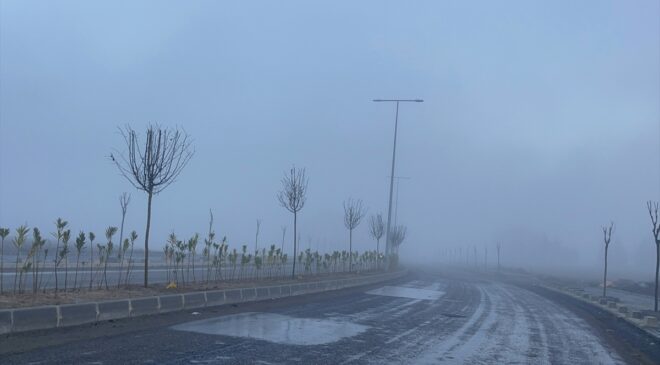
[384,101,399,257]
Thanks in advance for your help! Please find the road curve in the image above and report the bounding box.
[0,270,637,364]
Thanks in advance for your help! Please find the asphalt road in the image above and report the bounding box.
[1,269,657,364]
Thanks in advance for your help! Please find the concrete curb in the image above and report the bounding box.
[540,283,659,340]
[0,270,406,335]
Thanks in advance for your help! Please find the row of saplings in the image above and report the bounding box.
[163,230,384,287]
[0,219,139,295]
[0,218,387,295]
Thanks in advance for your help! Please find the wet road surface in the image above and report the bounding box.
[0,270,651,364]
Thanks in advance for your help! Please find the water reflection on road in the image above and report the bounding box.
[172,312,369,345]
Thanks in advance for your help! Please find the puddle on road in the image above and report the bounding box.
[366,286,445,300]
[171,312,369,346]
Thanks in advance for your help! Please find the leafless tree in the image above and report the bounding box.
[344,198,366,272]
[601,222,613,298]
[280,226,287,253]
[277,166,308,279]
[111,124,194,287]
[646,201,660,312]
[369,213,385,260]
[255,219,261,252]
[496,242,501,272]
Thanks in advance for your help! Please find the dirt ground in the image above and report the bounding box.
[0,271,377,309]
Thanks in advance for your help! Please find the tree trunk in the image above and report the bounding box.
[54,240,60,292]
[292,212,297,279]
[144,191,153,287]
[74,253,80,290]
[117,213,126,288]
[0,238,4,294]
[89,243,94,290]
[64,255,68,292]
[603,246,608,298]
[349,229,353,272]
[376,238,380,270]
[655,242,659,312]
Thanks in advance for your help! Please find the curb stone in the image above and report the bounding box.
[0,270,407,335]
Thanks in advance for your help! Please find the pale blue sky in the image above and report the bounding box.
[1,1,658,278]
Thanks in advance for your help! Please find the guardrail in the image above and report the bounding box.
[0,270,407,335]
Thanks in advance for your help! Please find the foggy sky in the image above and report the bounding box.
[1,1,659,280]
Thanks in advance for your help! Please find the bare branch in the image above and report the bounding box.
[112,124,195,195]
[277,166,308,214]
[369,213,385,241]
[343,198,366,231]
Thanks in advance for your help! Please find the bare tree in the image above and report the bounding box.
[646,201,660,312]
[280,226,287,253]
[111,125,194,287]
[496,242,501,272]
[344,198,366,272]
[601,222,613,298]
[369,213,385,260]
[277,166,308,279]
[255,219,261,252]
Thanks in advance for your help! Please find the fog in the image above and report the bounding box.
[1,1,658,281]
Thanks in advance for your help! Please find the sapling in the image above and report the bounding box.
[96,243,106,289]
[61,229,71,291]
[0,227,8,294]
[52,218,68,292]
[117,238,129,288]
[74,231,86,290]
[39,247,48,292]
[175,238,186,286]
[88,232,95,290]
[124,231,137,286]
[164,245,171,283]
[204,210,215,284]
[102,226,118,290]
[118,192,131,265]
[187,233,199,283]
[229,248,238,281]
[13,225,29,294]
[30,228,46,293]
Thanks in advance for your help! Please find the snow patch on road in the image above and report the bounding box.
[366,286,445,300]
[171,312,369,346]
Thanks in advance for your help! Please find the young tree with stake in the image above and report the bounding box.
[277,166,308,279]
[117,192,131,266]
[13,225,29,294]
[255,219,261,252]
[111,125,194,287]
[52,218,68,292]
[88,232,96,290]
[74,231,86,290]
[344,198,366,272]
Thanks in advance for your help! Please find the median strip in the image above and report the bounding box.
[0,270,406,335]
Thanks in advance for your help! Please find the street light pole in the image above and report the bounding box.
[386,175,411,226]
[373,99,423,260]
